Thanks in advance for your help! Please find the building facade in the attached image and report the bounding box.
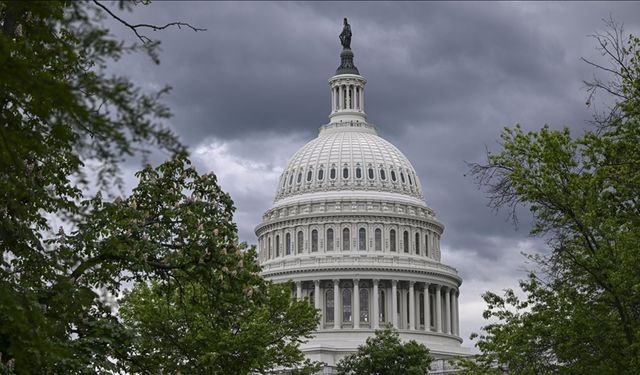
[255,20,468,372]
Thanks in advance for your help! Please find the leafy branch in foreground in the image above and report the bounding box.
[459,20,640,375]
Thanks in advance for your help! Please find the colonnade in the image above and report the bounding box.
[294,278,460,336]
[331,83,364,112]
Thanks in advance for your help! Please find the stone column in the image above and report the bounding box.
[435,285,442,333]
[339,85,344,110]
[372,279,379,329]
[391,280,398,328]
[333,279,340,329]
[445,287,451,334]
[296,281,302,300]
[409,281,416,330]
[453,290,459,336]
[423,283,430,331]
[353,279,360,329]
[360,87,364,112]
[314,280,321,309]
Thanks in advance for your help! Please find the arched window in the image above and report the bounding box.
[358,228,366,251]
[289,173,294,185]
[318,168,324,180]
[330,167,336,180]
[360,288,369,323]
[400,172,406,184]
[415,233,420,255]
[268,237,272,259]
[297,231,304,254]
[306,170,312,182]
[391,170,397,182]
[419,293,425,326]
[342,228,350,251]
[408,173,413,186]
[297,172,302,184]
[311,229,318,252]
[403,231,409,253]
[326,228,334,251]
[326,289,334,323]
[343,288,352,323]
[425,233,430,257]
[286,233,291,255]
[379,290,386,322]
[374,228,382,251]
[275,235,280,257]
[380,168,386,180]
[355,167,362,179]
[343,167,349,179]
[390,229,396,252]
[368,168,374,179]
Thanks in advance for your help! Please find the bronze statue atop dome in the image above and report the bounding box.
[339,18,352,49]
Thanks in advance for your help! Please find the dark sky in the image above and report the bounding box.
[104,1,640,348]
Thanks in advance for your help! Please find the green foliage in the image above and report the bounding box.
[461,21,640,375]
[0,2,319,374]
[336,326,432,375]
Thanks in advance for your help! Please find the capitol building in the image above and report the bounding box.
[256,20,468,372]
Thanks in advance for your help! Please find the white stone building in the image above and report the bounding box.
[255,21,468,373]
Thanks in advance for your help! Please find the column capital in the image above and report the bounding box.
[353,278,360,284]
[333,278,339,285]
[314,279,320,286]
[435,284,442,291]
[423,282,430,290]
[372,278,380,285]
[409,280,416,287]
[391,279,398,286]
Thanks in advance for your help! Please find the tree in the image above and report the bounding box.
[0,1,320,374]
[113,157,321,375]
[336,326,432,375]
[458,20,640,374]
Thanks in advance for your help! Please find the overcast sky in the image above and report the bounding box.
[104,1,640,349]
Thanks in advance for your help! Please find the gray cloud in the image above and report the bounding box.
[103,1,640,345]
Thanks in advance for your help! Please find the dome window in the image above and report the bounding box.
[326,228,334,251]
[355,167,362,179]
[343,167,349,179]
[358,228,366,250]
[289,173,294,186]
[374,228,382,251]
[391,170,397,182]
[389,229,396,252]
[368,168,374,180]
[380,169,386,180]
[307,170,313,182]
[311,229,318,252]
[330,167,336,180]
[408,173,413,185]
[400,172,406,184]
[403,230,409,253]
[342,228,350,251]
[297,172,302,184]
[318,169,324,180]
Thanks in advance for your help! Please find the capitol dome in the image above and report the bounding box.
[274,123,426,204]
[256,19,467,373]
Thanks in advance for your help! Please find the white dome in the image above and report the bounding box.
[275,121,424,203]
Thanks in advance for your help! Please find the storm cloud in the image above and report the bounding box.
[103,1,640,348]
